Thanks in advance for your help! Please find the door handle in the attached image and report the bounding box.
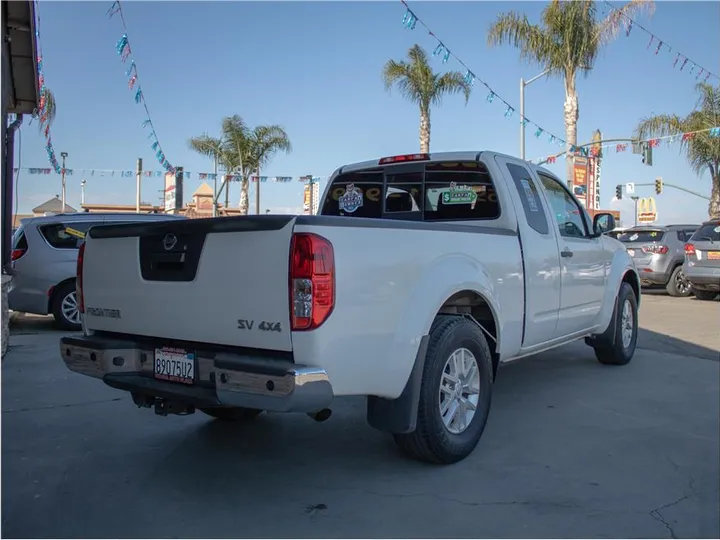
[561,249,573,258]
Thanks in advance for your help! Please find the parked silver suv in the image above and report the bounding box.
[683,219,720,301]
[616,224,699,297]
[10,212,186,329]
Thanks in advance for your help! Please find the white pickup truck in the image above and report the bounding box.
[60,151,640,464]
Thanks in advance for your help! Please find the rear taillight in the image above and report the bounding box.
[642,244,668,255]
[684,243,696,256]
[76,242,85,314]
[11,249,26,261]
[289,233,334,331]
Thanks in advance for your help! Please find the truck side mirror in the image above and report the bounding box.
[593,213,616,236]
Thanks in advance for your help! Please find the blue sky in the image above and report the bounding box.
[16,0,720,225]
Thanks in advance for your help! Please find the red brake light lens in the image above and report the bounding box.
[641,244,668,255]
[11,249,26,261]
[289,233,334,331]
[378,153,430,165]
[76,242,85,314]
[684,243,696,256]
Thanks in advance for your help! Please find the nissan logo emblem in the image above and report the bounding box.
[163,233,178,251]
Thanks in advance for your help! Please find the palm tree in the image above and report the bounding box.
[382,44,472,153]
[635,83,720,219]
[191,115,292,215]
[487,0,654,183]
[188,133,226,212]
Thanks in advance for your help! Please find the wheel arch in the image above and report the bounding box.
[47,277,77,313]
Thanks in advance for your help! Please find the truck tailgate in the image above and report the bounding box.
[82,216,296,351]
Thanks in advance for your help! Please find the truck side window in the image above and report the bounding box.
[423,161,500,221]
[505,163,549,235]
[537,174,588,238]
[320,171,384,218]
[39,222,99,249]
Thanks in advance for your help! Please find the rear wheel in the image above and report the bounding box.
[594,282,638,366]
[666,266,692,297]
[51,281,82,331]
[692,288,719,301]
[200,407,263,422]
[393,316,493,465]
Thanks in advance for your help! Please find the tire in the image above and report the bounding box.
[393,315,493,465]
[199,407,263,422]
[51,281,82,331]
[593,282,638,366]
[692,288,719,301]
[665,266,692,297]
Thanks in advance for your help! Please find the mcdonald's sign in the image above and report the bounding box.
[637,197,657,224]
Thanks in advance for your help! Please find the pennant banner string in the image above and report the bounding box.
[13,168,323,183]
[32,0,63,175]
[108,1,175,174]
[399,0,567,150]
[602,0,718,83]
[531,126,720,165]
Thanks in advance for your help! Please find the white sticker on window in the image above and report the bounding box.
[338,183,364,214]
[714,226,720,233]
[629,233,639,241]
[520,178,539,212]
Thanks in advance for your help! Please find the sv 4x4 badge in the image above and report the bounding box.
[237,319,282,332]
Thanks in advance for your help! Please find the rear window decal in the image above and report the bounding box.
[65,227,86,239]
[629,233,639,241]
[338,183,364,214]
[442,182,477,205]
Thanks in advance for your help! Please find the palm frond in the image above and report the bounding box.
[634,114,687,140]
[432,72,471,107]
[487,11,561,72]
[187,134,224,160]
[596,0,655,46]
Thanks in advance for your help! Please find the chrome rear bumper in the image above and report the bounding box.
[59,335,333,413]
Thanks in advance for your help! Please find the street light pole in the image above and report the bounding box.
[519,69,550,160]
[631,196,639,227]
[60,152,68,213]
[81,179,86,206]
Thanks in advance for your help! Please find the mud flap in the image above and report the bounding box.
[366,335,429,434]
[585,289,619,348]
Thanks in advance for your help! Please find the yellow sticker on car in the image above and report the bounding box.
[65,227,85,239]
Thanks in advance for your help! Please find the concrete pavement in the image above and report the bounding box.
[2,294,719,538]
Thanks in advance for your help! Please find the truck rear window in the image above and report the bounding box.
[617,230,665,243]
[321,161,500,221]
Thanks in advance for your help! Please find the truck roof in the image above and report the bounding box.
[337,151,554,176]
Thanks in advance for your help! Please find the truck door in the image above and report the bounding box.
[535,172,606,337]
[494,157,561,347]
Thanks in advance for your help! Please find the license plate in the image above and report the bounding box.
[627,249,635,257]
[154,347,195,385]
[708,251,720,260]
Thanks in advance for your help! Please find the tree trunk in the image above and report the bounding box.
[709,173,720,219]
[419,107,431,153]
[239,177,250,215]
[563,75,579,188]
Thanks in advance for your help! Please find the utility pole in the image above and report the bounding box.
[60,152,68,213]
[631,196,639,227]
[81,179,86,206]
[255,168,261,215]
[519,69,550,160]
[135,158,143,213]
[212,155,218,217]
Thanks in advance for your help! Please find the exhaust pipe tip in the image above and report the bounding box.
[307,408,332,422]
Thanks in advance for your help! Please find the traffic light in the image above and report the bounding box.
[615,184,622,200]
[642,142,653,166]
[655,177,663,195]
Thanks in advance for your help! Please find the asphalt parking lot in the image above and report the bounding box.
[2,292,719,539]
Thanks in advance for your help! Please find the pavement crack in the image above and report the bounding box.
[2,397,124,413]
[650,509,678,539]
